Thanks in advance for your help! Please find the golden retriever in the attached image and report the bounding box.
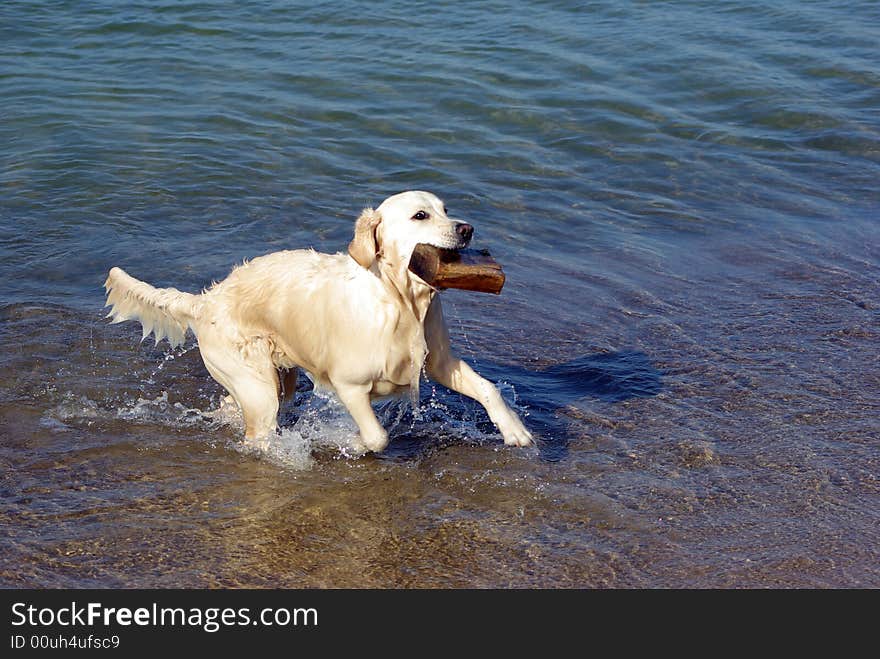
[104,191,532,453]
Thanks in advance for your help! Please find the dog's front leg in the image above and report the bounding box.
[334,382,389,453]
[427,353,533,447]
[424,299,532,447]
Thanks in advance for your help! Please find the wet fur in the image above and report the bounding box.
[105,191,532,452]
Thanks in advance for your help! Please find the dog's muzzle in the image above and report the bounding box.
[455,222,474,248]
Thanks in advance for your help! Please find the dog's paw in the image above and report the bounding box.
[242,434,272,452]
[350,428,389,455]
[344,438,371,458]
[498,415,533,447]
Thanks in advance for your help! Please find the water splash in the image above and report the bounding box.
[144,341,199,385]
[115,391,216,428]
[42,378,526,469]
[46,390,224,431]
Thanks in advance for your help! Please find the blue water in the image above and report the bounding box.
[1,1,878,587]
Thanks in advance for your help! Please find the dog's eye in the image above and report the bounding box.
[412,211,429,221]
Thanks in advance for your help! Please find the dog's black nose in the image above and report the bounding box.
[456,223,474,242]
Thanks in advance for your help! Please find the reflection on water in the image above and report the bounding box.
[471,350,664,461]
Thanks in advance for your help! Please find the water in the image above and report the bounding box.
[2,1,879,587]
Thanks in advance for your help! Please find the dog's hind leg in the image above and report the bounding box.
[233,372,280,442]
[198,333,280,443]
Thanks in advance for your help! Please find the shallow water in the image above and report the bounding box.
[1,0,879,587]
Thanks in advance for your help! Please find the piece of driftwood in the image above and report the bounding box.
[408,244,505,294]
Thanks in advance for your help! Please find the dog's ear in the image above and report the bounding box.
[348,207,381,269]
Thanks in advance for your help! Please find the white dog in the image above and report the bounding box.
[104,191,532,453]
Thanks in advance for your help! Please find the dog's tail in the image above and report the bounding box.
[104,267,202,347]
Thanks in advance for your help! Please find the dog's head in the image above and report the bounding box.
[348,191,473,269]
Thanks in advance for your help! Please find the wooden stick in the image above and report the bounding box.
[408,244,506,294]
